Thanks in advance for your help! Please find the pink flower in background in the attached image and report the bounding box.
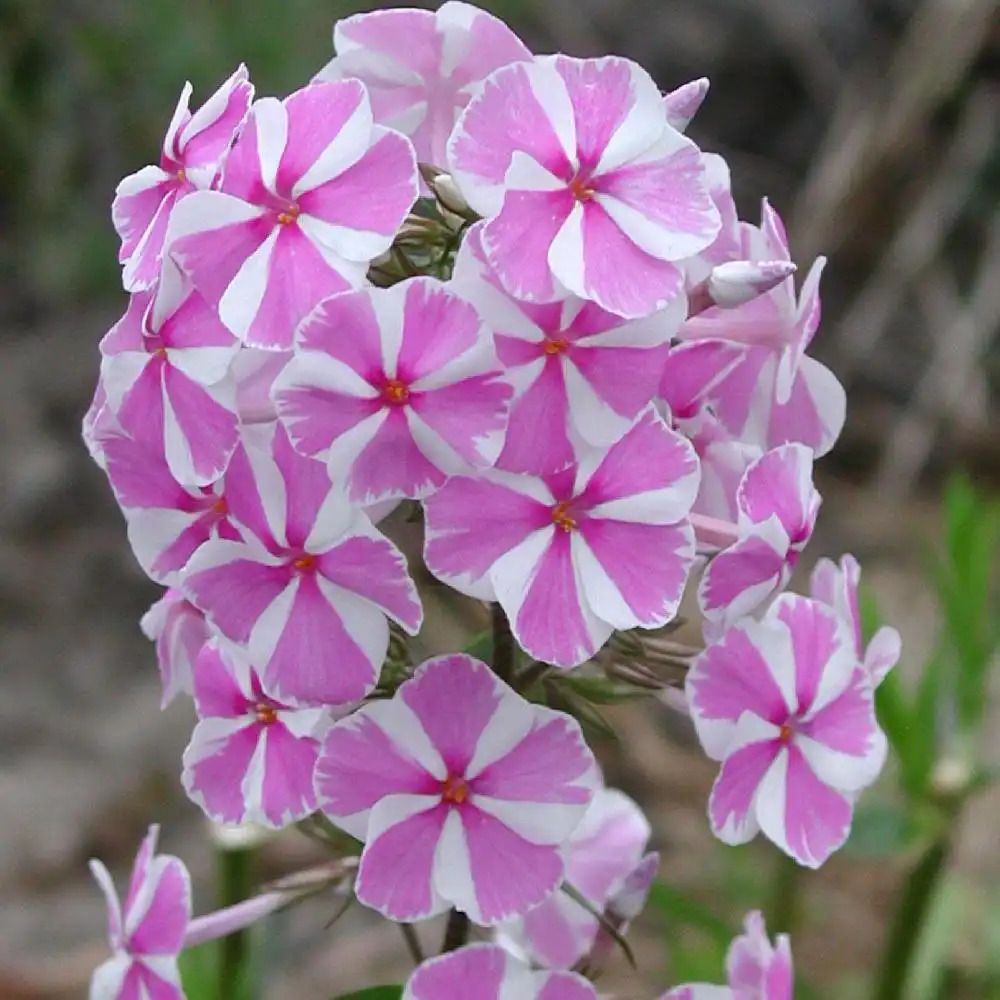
[452,224,681,474]
[141,588,211,707]
[272,277,512,503]
[98,426,243,584]
[182,641,332,827]
[89,825,190,1000]
[498,786,651,969]
[678,201,845,456]
[699,444,820,629]
[727,911,794,1000]
[114,64,253,291]
[448,55,719,317]
[686,595,887,867]
[100,259,241,487]
[314,654,597,924]
[403,943,598,1000]
[317,2,531,170]
[424,408,699,667]
[661,911,792,1000]
[810,554,901,687]
[166,80,418,349]
[181,423,422,704]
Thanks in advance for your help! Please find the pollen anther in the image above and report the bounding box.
[277,204,300,225]
[441,774,469,805]
[551,501,577,532]
[543,338,568,356]
[383,379,410,405]
[292,553,317,573]
[255,704,278,725]
[569,175,595,202]
[778,722,794,743]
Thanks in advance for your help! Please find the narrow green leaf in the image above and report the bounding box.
[902,877,963,1000]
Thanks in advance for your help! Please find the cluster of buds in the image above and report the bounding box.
[83,3,902,999]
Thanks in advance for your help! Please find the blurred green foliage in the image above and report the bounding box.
[0,0,540,311]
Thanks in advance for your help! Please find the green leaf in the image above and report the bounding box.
[902,876,963,1000]
[462,629,493,663]
[332,988,404,1000]
[647,880,734,946]
[844,801,914,858]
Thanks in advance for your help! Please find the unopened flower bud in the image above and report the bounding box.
[687,259,796,316]
[429,172,472,219]
[708,259,796,308]
[930,756,973,798]
[663,77,710,132]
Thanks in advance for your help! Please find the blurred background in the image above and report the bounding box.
[1,1,999,997]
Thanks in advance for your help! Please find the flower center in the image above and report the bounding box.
[277,203,300,226]
[175,167,187,183]
[441,774,469,805]
[551,501,577,532]
[543,337,568,356]
[778,722,794,743]
[292,553,317,573]
[255,703,278,725]
[569,175,595,202]
[210,496,227,516]
[382,379,411,405]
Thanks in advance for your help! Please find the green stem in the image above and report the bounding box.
[873,836,952,1000]
[441,909,470,953]
[400,923,425,965]
[765,849,802,936]
[217,843,256,1000]
[491,603,515,685]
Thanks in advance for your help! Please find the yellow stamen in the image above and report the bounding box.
[277,204,300,225]
[543,338,568,356]
[292,553,317,573]
[383,379,410,405]
[255,703,278,725]
[551,501,576,532]
[441,774,469,805]
[569,176,594,202]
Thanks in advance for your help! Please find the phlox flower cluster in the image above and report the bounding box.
[83,3,901,998]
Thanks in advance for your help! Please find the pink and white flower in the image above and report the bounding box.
[810,554,901,687]
[100,259,241,487]
[181,423,422,704]
[272,277,512,503]
[661,910,793,1000]
[686,594,887,868]
[317,2,531,170]
[89,825,190,1000]
[98,425,243,584]
[497,786,651,969]
[678,201,845,456]
[141,588,211,707]
[314,654,598,924]
[114,65,253,291]
[403,943,598,1000]
[448,55,720,318]
[726,911,794,1000]
[182,641,332,828]
[699,444,820,629]
[166,80,419,350]
[452,223,681,474]
[424,408,699,667]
